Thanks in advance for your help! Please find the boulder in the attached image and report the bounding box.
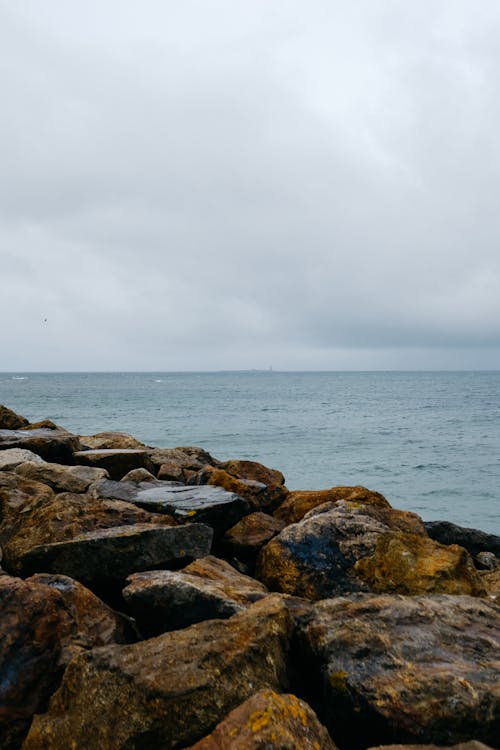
[0,427,81,463]
[122,555,268,636]
[1,492,176,575]
[16,522,214,587]
[425,520,500,558]
[0,404,29,429]
[257,501,426,600]
[0,472,54,549]
[121,467,158,483]
[481,567,500,597]
[91,478,250,535]
[79,432,147,450]
[185,689,337,750]
[190,465,288,512]
[354,532,487,596]
[475,551,499,570]
[148,445,219,478]
[0,573,131,750]
[298,594,500,748]
[157,461,185,481]
[219,512,286,570]
[274,485,391,524]
[219,459,286,487]
[72,449,154,480]
[0,448,44,471]
[15,461,108,493]
[22,595,293,750]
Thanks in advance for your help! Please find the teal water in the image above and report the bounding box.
[1,371,499,534]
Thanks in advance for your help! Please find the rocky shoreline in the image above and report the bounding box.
[1,402,499,750]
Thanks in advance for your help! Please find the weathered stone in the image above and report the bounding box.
[15,461,108,493]
[20,419,60,431]
[220,512,286,569]
[157,460,185,481]
[298,594,500,748]
[73,448,154,480]
[185,689,337,750]
[425,520,500,558]
[274,485,391,524]
[257,501,426,600]
[0,448,44,471]
[0,574,130,750]
[123,555,268,636]
[0,404,29,429]
[0,472,54,549]
[354,532,487,596]
[1,492,175,575]
[120,467,158,482]
[191,465,288,512]
[22,595,293,750]
[79,431,147,450]
[91,478,250,535]
[476,551,499,570]
[0,428,81,463]
[481,567,500,597]
[148,445,219,476]
[17,522,213,586]
[368,743,495,750]
[219,459,286,487]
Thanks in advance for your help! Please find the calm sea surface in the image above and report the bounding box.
[1,371,498,534]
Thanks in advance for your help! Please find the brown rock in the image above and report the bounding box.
[220,459,286,486]
[20,419,60,431]
[120,467,158,482]
[157,460,184,481]
[274,485,391,524]
[72,449,154,480]
[220,512,286,569]
[0,427,81,463]
[79,432,147,450]
[15,461,108,493]
[481,567,500,597]
[368,743,495,750]
[257,501,426,600]
[191,465,288,512]
[354,532,487,596]
[22,595,293,750]
[148,445,219,477]
[186,689,337,750]
[123,555,268,636]
[0,574,130,750]
[299,594,500,748]
[0,472,54,550]
[0,404,30,429]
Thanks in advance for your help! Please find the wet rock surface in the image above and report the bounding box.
[123,555,268,635]
[22,595,293,750]
[185,688,338,750]
[298,593,500,749]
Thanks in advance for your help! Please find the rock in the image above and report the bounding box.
[191,465,288,512]
[16,522,213,586]
[0,403,29,429]
[79,431,147,450]
[219,459,286,487]
[298,594,500,748]
[72,449,154,480]
[368,743,495,750]
[1,491,176,576]
[257,501,426,600]
[0,427,81,463]
[91,478,250,535]
[148,445,219,478]
[0,448,44,471]
[425,520,500,558]
[354,532,487,596]
[157,460,185,481]
[0,573,131,750]
[15,461,108,493]
[185,689,337,750]
[120,467,158,482]
[274,485,391,524]
[476,551,499,570]
[219,512,286,570]
[0,472,54,549]
[22,595,293,750]
[123,555,268,636]
[481,567,500,597]
[20,419,60,431]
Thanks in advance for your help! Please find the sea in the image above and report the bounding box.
[1,371,498,534]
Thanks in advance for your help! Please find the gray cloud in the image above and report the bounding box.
[1,0,499,370]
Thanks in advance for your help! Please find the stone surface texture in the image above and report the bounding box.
[0,448,45,471]
[79,432,147,450]
[190,465,288,512]
[274,485,391,524]
[15,460,108,493]
[0,427,81,463]
[0,404,29,429]
[72,449,154,480]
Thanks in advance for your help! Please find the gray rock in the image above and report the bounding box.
[0,428,81,463]
[0,448,45,471]
[73,448,154,480]
[425,520,500,558]
[15,461,108,493]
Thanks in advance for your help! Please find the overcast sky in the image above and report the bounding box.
[1,1,499,371]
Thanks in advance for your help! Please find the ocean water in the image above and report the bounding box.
[1,371,498,534]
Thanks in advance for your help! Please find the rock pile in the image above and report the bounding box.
[0,404,499,750]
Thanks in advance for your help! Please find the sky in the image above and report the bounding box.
[1,0,499,371]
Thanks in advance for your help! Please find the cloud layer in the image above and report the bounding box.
[1,1,499,370]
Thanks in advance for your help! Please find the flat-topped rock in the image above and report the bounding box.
[15,460,108,493]
[0,448,44,471]
[17,522,214,585]
[79,432,147,450]
[123,555,268,636]
[22,595,293,750]
[91,478,250,534]
[0,427,81,463]
[73,449,154,479]
[298,594,500,748]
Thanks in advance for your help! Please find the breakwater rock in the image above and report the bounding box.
[0,404,499,750]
